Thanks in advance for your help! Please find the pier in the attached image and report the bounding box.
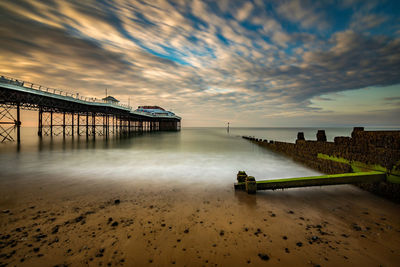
[0,75,181,143]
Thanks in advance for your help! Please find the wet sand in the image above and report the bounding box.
[1,176,400,267]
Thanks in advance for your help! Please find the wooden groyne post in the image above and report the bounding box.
[237,128,400,201]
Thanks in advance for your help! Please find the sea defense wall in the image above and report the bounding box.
[243,127,400,202]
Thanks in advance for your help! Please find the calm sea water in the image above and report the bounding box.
[0,127,396,186]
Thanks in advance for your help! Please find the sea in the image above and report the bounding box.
[0,127,397,187]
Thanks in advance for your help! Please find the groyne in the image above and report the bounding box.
[242,127,400,202]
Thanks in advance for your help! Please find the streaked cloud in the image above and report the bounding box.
[0,0,399,126]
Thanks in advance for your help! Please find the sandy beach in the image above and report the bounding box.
[1,175,399,267]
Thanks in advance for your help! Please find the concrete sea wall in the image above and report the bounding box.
[243,127,400,202]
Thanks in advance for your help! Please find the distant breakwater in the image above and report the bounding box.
[243,127,400,202]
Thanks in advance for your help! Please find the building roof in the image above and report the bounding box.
[102,96,119,102]
[138,106,165,110]
[135,106,175,116]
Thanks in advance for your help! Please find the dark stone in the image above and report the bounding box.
[352,224,362,231]
[33,247,40,253]
[219,230,224,236]
[111,221,119,227]
[96,248,105,257]
[75,216,85,223]
[296,242,303,247]
[34,233,47,241]
[258,253,270,261]
[51,225,59,234]
[114,199,120,205]
[282,236,287,240]
[184,229,189,234]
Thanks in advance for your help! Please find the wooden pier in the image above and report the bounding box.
[0,75,181,142]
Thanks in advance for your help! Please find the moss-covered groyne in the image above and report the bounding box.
[242,127,400,202]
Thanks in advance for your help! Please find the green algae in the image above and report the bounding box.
[255,171,384,184]
[317,153,400,184]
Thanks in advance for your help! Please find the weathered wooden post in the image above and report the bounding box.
[297,132,305,141]
[237,171,247,183]
[317,130,327,142]
[245,176,257,194]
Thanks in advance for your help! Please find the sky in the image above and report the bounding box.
[0,0,399,127]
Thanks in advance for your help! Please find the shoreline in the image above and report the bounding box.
[1,176,400,266]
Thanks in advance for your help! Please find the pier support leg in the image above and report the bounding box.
[103,115,106,136]
[71,113,74,137]
[119,116,122,134]
[38,107,42,137]
[77,113,80,136]
[86,112,89,138]
[16,103,21,143]
[92,113,95,139]
[63,112,66,138]
[106,115,109,138]
[50,111,53,137]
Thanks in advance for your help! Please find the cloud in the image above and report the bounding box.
[276,0,329,30]
[235,2,254,21]
[349,10,388,31]
[0,0,399,126]
[384,97,400,101]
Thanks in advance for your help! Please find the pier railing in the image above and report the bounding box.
[0,75,132,110]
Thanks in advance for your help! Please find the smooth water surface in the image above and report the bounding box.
[0,127,372,186]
